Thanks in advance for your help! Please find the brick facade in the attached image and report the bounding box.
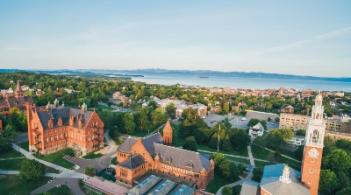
[27,104,104,155]
[115,123,214,190]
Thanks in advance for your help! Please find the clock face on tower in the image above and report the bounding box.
[308,148,319,159]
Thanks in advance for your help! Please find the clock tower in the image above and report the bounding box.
[301,93,326,195]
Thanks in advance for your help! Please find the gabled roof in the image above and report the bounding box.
[142,132,163,155]
[120,155,144,169]
[252,123,264,131]
[118,132,163,155]
[36,106,93,130]
[153,143,211,172]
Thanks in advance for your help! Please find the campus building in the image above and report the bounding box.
[279,112,351,134]
[146,97,208,118]
[26,102,104,155]
[115,120,214,190]
[241,94,326,195]
[0,81,32,114]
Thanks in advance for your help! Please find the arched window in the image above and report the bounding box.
[311,130,319,144]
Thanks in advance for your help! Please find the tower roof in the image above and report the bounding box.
[16,80,22,92]
[163,120,172,133]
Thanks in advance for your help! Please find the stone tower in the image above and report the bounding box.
[15,80,23,98]
[301,94,325,195]
[163,120,173,145]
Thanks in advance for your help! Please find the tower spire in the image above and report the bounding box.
[301,94,326,195]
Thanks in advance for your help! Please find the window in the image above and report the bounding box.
[311,130,319,144]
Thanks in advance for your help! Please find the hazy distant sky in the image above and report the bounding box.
[0,0,350,77]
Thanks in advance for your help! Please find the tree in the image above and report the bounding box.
[183,136,198,151]
[122,113,135,134]
[252,167,263,182]
[222,187,233,195]
[219,160,239,181]
[0,123,16,153]
[151,108,166,129]
[165,103,176,119]
[323,149,351,172]
[248,119,260,127]
[336,187,351,195]
[134,109,150,132]
[229,129,250,151]
[85,167,96,176]
[319,169,338,195]
[266,128,294,149]
[20,159,45,181]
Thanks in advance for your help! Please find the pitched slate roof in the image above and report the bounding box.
[142,132,163,155]
[36,106,93,130]
[153,143,211,172]
[120,155,144,169]
[118,132,163,155]
[260,164,309,195]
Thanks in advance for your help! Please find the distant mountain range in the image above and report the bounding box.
[0,68,351,82]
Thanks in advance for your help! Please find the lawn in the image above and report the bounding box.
[251,144,301,170]
[197,144,248,156]
[0,158,23,170]
[83,152,103,159]
[36,148,75,169]
[251,144,271,159]
[19,141,29,151]
[0,176,49,195]
[40,185,73,195]
[0,148,23,158]
[206,173,233,193]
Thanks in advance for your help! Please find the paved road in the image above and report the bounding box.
[64,129,118,173]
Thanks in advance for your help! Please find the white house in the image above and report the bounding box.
[249,123,265,138]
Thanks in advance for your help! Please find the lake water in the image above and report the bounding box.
[131,73,351,92]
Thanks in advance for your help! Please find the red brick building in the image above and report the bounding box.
[27,103,104,155]
[0,81,32,114]
[115,121,214,190]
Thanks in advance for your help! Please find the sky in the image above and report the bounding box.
[0,0,350,77]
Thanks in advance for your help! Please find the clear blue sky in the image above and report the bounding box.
[0,0,350,77]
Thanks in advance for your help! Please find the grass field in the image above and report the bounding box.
[206,173,234,193]
[36,149,75,169]
[83,152,103,159]
[0,158,23,170]
[251,144,301,170]
[0,148,23,158]
[40,185,73,195]
[0,176,49,195]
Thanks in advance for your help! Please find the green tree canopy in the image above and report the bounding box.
[183,136,198,151]
[323,149,351,172]
[319,169,338,195]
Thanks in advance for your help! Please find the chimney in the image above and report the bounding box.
[57,116,63,127]
[69,115,75,126]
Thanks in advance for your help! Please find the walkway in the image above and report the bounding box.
[215,146,255,195]
[31,178,85,195]
[198,149,271,163]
